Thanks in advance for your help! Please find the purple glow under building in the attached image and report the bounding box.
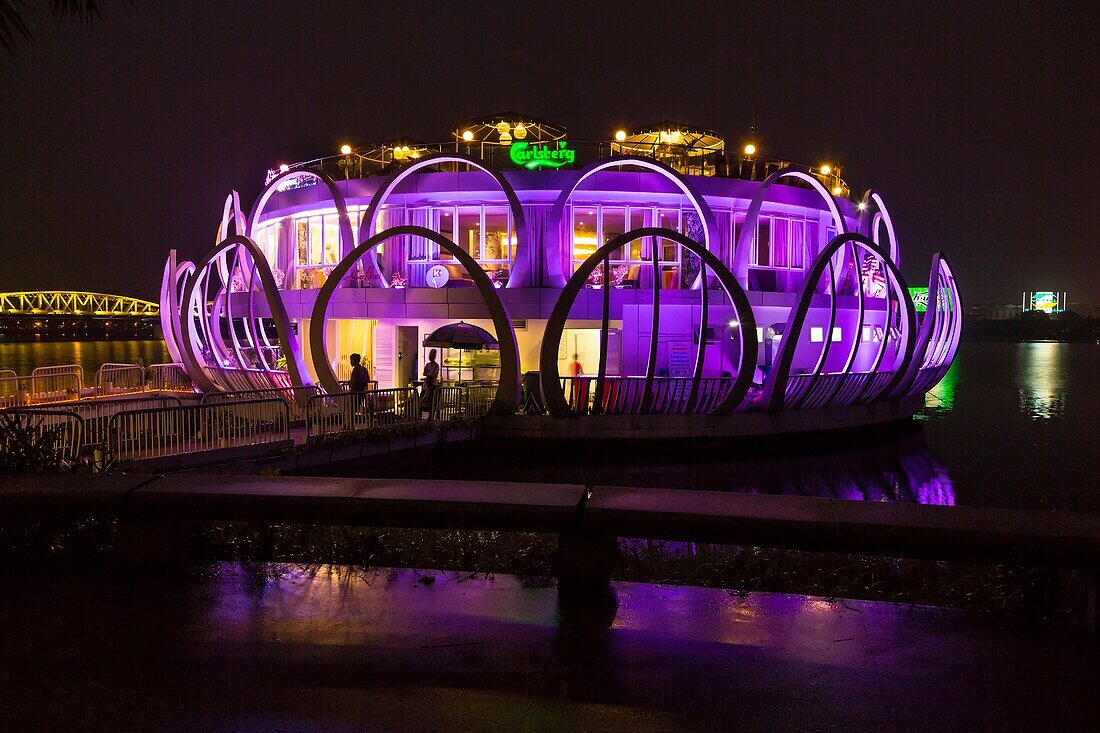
[160,114,961,432]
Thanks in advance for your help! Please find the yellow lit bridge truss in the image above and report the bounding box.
[0,292,159,317]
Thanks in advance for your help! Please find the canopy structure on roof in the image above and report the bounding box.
[453,112,567,146]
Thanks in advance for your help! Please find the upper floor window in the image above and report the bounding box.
[422,205,515,265]
[571,204,686,288]
[738,215,810,270]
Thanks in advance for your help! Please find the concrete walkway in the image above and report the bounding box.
[0,563,1095,731]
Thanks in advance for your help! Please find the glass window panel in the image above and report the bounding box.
[324,215,340,264]
[791,220,805,268]
[572,207,598,262]
[773,218,789,268]
[483,207,509,262]
[754,217,771,267]
[296,220,309,267]
[457,207,480,258]
[432,208,454,260]
[628,208,649,261]
[602,207,626,259]
[309,217,322,265]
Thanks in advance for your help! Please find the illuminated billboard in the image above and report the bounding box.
[909,287,929,313]
[1023,291,1065,314]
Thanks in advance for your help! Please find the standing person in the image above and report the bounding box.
[421,348,440,415]
[349,353,370,417]
[568,353,586,412]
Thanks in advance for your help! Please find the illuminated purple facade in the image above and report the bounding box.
[160,114,961,420]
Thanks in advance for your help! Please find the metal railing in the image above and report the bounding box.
[0,373,82,407]
[428,385,497,420]
[203,386,322,423]
[30,364,84,391]
[0,408,84,461]
[559,376,737,415]
[94,363,146,395]
[290,139,851,193]
[107,398,291,462]
[148,363,194,392]
[305,388,421,441]
[12,394,184,445]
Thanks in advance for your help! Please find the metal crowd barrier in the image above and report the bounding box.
[147,363,194,392]
[203,386,322,423]
[107,398,291,461]
[0,408,85,462]
[0,373,82,407]
[30,364,84,392]
[94,363,146,396]
[428,384,498,420]
[15,395,184,445]
[305,388,420,441]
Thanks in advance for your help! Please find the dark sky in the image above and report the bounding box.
[1,1,1096,304]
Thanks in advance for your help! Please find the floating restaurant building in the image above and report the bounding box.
[160,113,962,426]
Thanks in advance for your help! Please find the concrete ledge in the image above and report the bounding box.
[124,475,586,534]
[0,474,158,517]
[585,486,1100,569]
[118,439,296,473]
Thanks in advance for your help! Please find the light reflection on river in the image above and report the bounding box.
[0,340,169,379]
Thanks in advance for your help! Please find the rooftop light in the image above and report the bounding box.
[820,164,832,175]
[614,130,627,142]
[857,202,867,211]
[279,164,289,173]
[340,144,352,155]
[743,143,756,156]
[832,185,844,196]
[462,130,474,142]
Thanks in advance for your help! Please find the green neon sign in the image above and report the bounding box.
[909,287,929,313]
[509,140,575,169]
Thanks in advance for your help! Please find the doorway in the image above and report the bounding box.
[396,326,419,388]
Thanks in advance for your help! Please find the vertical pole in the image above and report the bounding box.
[686,264,708,414]
[641,233,660,413]
[594,257,611,414]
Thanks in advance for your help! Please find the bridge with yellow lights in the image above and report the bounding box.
[0,292,159,317]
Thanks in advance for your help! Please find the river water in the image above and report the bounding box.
[2,339,1097,512]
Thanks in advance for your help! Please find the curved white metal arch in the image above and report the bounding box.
[858,190,900,267]
[179,235,311,393]
[732,169,849,288]
[247,167,358,283]
[545,156,721,289]
[762,233,917,412]
[358,153,530,288]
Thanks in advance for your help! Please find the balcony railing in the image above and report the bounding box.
[278,139,851,195]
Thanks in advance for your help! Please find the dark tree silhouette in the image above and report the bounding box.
[1,1,104,54]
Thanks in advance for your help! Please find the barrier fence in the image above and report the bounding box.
[429,385,489,421]
[0,408,84,462]
[11,395,185,445]
[94,363,146,396]
[203,386,322,422]
[148,363,194,392]
[30,364,84,392]
[107,398,291,461]
[305,388,420,441]
[0,373,82,408]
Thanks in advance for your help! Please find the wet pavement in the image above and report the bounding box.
[1,563,1096,731]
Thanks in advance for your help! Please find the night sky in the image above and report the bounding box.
[1,1,1096,305]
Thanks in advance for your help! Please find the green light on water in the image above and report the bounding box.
[509,140,575,169]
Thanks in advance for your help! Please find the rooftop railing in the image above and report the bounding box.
[276,139,852,197]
